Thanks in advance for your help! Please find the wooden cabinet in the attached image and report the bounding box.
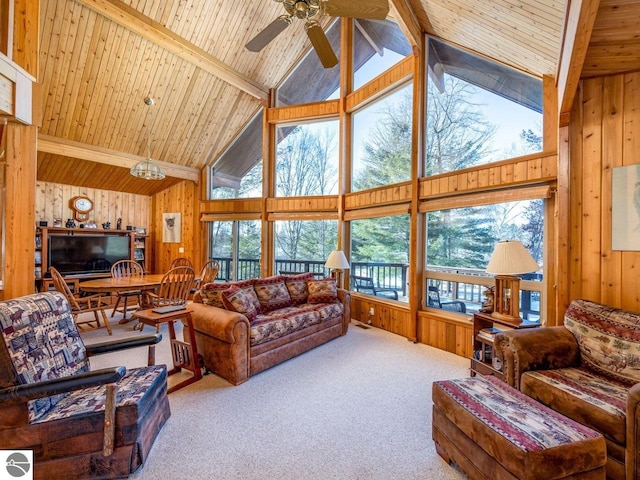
[470,312,539,380]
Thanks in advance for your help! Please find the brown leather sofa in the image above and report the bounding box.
[189,275,350,385]
[495,299,640,480]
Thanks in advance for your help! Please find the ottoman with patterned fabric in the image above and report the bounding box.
[432,375,606,480]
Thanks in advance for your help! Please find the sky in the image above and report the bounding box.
[351,48,542,172]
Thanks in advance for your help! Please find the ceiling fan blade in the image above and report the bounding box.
[245,16,292,52]
[322,0,389,20]
[306,22,338,68]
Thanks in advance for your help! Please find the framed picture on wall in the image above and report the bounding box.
[162,213,181,243]
[612,164,640,250]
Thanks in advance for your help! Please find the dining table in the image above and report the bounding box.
[79,274,167,294]
[79,274,167,324]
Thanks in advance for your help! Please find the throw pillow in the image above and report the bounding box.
[307,278,338,304]
[284,272,314,305]
[200,282,232,308]
[253,275,292,312]
[234,279,262,314]
[221,285,259,321]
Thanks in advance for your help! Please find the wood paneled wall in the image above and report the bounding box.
[568,72,640,311]
[151,180,200,274]
[350,294,414,338]
[35,181,150,229]
[2,122,37,299]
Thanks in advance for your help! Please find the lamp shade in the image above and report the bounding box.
[486,240,539,275]
[325,250,350,269]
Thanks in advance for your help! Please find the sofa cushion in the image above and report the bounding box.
[564,299,640,385]
[284,272,315,305]
[253,276,292,313]
[297,302,344,322]
[250,309,322,346]
[307,278,337,304]
[520,366,628,445]
[33,365,167,423]
[221,285,259,322]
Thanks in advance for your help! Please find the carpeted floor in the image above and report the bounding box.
[82,316,468,479]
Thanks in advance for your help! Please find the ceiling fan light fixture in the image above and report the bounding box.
[294,2,308,18]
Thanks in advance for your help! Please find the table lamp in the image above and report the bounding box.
[325,250,350,288]
[485,240,540,325]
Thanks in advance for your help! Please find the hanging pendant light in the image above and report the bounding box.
[130,97,166,180]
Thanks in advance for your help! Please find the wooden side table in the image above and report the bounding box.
[470,312,540,380]
[131,307,202,393]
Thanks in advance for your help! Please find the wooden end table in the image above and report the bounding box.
[131,307,202,393]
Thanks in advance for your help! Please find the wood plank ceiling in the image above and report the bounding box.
[38,0,638,197]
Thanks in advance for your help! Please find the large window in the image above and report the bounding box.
[353,19,411,89]
[209,220,261,281]
[350,215,410,302]
[425,39,542,176]
[425,199,544,320]
[352,84,413,192]
[274,220,337,276]
[275,121,339,197]
[210,111,263,199]
[276,20,340,106]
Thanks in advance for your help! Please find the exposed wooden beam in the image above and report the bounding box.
[557,0,600,126]
[74,0,269,101]
[355,20,383,56]
[389,0,424,56]
[38,134,200,182]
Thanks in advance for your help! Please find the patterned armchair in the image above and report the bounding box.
[495,299,640,480]
[0,292,171,479]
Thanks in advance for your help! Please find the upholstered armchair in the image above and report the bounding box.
[495,299,640,480]
[0,292,171,479]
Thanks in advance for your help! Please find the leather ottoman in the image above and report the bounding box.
[432,375,606,480]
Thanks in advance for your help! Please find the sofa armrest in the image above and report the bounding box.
[188,302,251,385]
[337,288,351,335]
[627,383,640,480]
[189,302,250,343]
[495,326,580,389]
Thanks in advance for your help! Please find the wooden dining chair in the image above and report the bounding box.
[49,267,113,334]
[198,260,220,286]
[110,260,144,322]
[169,257,193,269]
[135,266,195,331]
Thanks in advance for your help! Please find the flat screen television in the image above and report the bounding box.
[47,234,131,276]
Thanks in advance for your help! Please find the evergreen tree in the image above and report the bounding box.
[427,208,495,268]
[353,87,412,190]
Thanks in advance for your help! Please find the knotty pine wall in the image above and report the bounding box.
[151,180,200,274]
[35,181,151,229]
[33,180,201,278]
[568,71,640,311]
[2,123,37,300]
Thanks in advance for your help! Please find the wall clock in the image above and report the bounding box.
[70,195,94,222]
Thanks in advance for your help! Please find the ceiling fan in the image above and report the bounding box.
[245,0,390,68]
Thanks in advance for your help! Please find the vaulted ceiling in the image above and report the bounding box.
[37,0,640,196]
